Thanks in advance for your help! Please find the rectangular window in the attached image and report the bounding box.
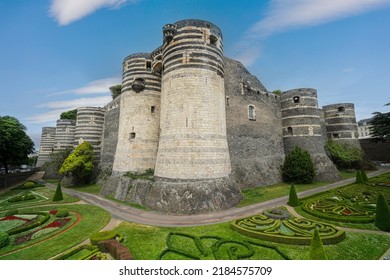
[151,106,156,114]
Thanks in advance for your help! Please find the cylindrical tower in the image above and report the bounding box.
[36,127,56,167]
[281,88,340,181]
[74,107,105,161]
[323,103,361,147]
[112,53,161,173]
[53,119,76,153]
[155,19,231,179]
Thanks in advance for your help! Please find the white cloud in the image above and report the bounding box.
[234,0,390,66]
[49,0,138,25]
[28,96,112,124]
[49,77,121,96]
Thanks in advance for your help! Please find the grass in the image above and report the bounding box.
[65,184,102,195]
[113,220,390,260]
[106,195,151,211]
[238,181,328,207]
[0,204,111,260]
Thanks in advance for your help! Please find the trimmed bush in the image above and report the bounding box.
[90,230,122,246]
[8,194,36,202]
[309,229,327,260]
[375,194,390,232]
[282,147,315,184]
[288,184,300,207]
[52,183,64,201]
[0,231,10,248]
[355,171,365,184]
[6,212,50,235]
[23,182,35,188]
[98,239,133,260]
[361,169,369,183]
[56,209,69,218]
[4,209,18,216]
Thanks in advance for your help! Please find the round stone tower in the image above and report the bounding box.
[74,107,105,161]
[323,103,361,147]
[148,19,241,214]
[36,127,56,167]
[155,19,230,179]
[281,88,340,181]
[112,53,161,173]
[53,119,76,153]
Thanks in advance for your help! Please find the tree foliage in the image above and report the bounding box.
[370,102,390,141]
[288,184,300,207]
[282,146,315,184]
[309,229,327,260]
[0,116,34,173]
[59,141,94,179]
[60,109,77,120]
[110,84,122,100]
[375,194,390,232]
[325,139,362,170]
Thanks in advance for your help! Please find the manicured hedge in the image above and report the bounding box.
[54,244,99,260]
[55,209,69,218]
[6,212,50,235]
[90,230,123,246]
[0,232,10,248]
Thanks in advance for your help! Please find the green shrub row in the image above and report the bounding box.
[4,209,18,217]
[0,232,10,248]
[7,194,36,203]
[55,209,69,218]
[6,212,50,236]
[90,230,123,246]
[13,181,45,190]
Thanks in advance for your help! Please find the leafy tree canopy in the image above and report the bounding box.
[109,84,122,100]
[370,102,390,141]
[59,141,94,179]
[0,116,34,173]
[60,109,77,120]
[282,146,315,184]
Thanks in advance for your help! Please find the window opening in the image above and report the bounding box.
[248,105,256,120]
[129,132,136,141]
[293,96,300,103]
[287,127,293,135]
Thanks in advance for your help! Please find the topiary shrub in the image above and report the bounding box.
[0,232,10,248]
[52,182,64,201]
[309,229,327,260]
[8,194,35,202]
[375,194,390,232]
[361,169,369,183]
[288,184,300,207]
[23,181,35,188]
[4,209,18,217]
[90,230,122,246]
[355,171,365,184]
[55,209,69,218]
[282,146,315,184]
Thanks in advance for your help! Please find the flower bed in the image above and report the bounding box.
[231,211,345,245]
[300,183,390,223]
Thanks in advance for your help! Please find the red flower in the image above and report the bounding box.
[343,209,352,215]
[49,210,58,215]
[0,215,29,221]
[43,218,71,229]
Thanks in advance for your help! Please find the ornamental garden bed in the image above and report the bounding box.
[300,183,390,224]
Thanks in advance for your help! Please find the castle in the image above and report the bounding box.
[37,19,362,214]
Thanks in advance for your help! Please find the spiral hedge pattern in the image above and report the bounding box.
[231,213,345,245]
[301,183,390,223]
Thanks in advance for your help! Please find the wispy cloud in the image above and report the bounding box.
[233,0,390,66]
[49,77,121,96]
[49,0,139,26]
[27,95,111,124]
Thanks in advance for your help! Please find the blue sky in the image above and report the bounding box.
[1,0,390,149]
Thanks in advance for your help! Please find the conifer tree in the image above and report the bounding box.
[288,184,300,207]
[53,182,64,201]
[375,194,390,232]
[309,229,327,260]
[361,169,369,183]
[355,170,364,184]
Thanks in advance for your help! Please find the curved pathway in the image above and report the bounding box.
[45,168,390,227]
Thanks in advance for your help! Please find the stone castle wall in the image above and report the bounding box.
[53,119,76,153]
[224,57,285,188]
[36,127,56,167]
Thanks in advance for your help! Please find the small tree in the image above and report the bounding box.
[109,84,122,100]
[325,139,362,170]
[59,141,94,181]
[309,229,327,260]
[360,169,369,183]
[355,170,365,184]
[375,194,390,232]
[288,184,300,207]
[370,102,390,142]
[282,146,315,184]
[60,109,77,120]
[52,182,64,201]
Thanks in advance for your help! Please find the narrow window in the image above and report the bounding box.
[338,106,345,113]
[151,106,156,114]
[287,127,293,135]
[332,133,340,139]
[248,105,256,121]
[293,96,300,103]
[129,132,136,141]
[146,61,152,70]
[209,35,218,46]
[226,97,230,106]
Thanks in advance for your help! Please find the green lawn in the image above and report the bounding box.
[65,184,102,195]
[0,204,111,260]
